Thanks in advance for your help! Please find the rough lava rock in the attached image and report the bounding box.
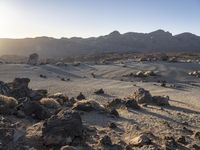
[18,99,51,120]
[42,110,83,146]
[76,92,86,100]
[152,96,170,106]
[0,81,10,96]
[9,78,31,99]
[73,99,105,112]
[132,88,153,104]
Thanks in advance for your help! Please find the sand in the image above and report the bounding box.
[0,61,200,149]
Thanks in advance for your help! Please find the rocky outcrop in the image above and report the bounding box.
[27,53,39,65]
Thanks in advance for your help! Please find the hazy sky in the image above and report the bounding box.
[0,0,199,38]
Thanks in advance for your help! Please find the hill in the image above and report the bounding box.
[0,29,200,58]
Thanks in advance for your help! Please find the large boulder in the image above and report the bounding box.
[27,53,39,65]
[42,110,83,146]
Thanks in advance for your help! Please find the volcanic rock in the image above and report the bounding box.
[0,81,10,96]
[125,99,140,109]
[42,110,83,146]
[129,133,151,147]
[76,92,86,100]
[73,99,105,112]
[94,88,105,94]
[18,100,51,120]
[152,96,170,106]
[27,53,39,65]
[132,88,152,104]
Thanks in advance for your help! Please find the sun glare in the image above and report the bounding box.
[0,2,19,38]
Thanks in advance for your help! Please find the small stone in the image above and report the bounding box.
[60,146,77,150]
[193,131,200,140]
[109,122,117,129]
[110,144,123,150]
[129,133,151,147]
[177,136,187,145]
[40,74,47,78]
[164,136,177,150]
[100,135,112,146]
[110,109,119,117]
[94,88,104,95]
[76,92,85,100]
[192,144,200,149]
[125,99,140,109]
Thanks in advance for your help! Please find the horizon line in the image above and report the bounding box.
[0,29,199,40]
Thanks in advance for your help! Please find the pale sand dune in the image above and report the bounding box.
[0,62,199,107]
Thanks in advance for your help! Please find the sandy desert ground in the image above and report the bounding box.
[0,60,200,150]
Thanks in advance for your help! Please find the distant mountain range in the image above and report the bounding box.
[0,29,200,58]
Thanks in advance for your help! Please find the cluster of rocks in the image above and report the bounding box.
[123,70,157,78]
[188,70,200,78]
[1,78,199,150]
[131,88,170,106]
[0,78,96,149]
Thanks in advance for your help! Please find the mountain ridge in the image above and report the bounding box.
[0,29,200,58]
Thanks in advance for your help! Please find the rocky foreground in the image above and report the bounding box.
[0,77,200,150]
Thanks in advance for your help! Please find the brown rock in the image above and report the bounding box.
[133,88,152,104]
[42,110,83,146]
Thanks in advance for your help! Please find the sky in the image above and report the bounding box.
[0,0,199,38]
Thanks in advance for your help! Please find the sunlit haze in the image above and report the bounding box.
[0,0,200,38]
